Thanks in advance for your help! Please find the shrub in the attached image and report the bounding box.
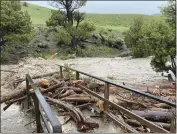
[23,2,28,7]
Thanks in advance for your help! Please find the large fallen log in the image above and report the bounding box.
[132,110,172,122]
[148,107,170,112]
[45,97,99,132]
[125,119,171,131]
[153,103,171,109]
[13,71,60,84]
[1,81,64,103]
[1,88,26,103]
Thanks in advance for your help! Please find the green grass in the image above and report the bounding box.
[21,2,52,25]
[21,2,163,33]
[85,13,163,28]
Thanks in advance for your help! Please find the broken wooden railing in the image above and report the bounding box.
[58,64,176,133]
[25,74,62,133]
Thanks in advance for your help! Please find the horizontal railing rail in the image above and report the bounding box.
[26,74,62,133]
[57,64,176,107]
[57,64,176,133]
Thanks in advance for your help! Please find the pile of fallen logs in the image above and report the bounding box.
[112,82,176,132]
[1,78,103,132]
[1,73,176,133]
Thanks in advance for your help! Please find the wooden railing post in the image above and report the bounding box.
[60,66,63,78]
[76,71,79,80]
[32,93,42,133]
[104,82,109,111]
[170,108,176,133]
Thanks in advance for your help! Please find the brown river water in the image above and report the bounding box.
[1,57,168,133]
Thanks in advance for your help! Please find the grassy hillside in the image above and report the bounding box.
[21,2,52,25]
[21,2,163,32]
[85,14,163,31]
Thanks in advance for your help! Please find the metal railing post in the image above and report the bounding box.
[104,82,109,111]
[25,76,30,109]
[60,66,63,78]
[32,93,42,133]
[170,108,176,133]
[76,71,79,80]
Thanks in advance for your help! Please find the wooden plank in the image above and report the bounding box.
[105,112,139,133]
[77,84,169,133]
[57,64,176,107]
[104,82,109,111]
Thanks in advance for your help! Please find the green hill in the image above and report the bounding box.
[21,2,52,25]
[21,2,163,32]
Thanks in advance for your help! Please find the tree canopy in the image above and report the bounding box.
[46,0,95,51]
[1,0,32,63]
[1,1,32,43]
[124,1,176,77]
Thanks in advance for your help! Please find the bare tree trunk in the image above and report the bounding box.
[132,110,172,122]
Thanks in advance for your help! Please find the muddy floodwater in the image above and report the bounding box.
[1,57,168,133]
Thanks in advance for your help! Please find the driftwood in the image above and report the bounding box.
[61,97,97,103]
[3,96,27,111]
[116,97,148,108]
[14,71,60,84]
[46,97,99,132]
[59,90,76,98]
[53,89,66,98]
[125,119,141,127]
[64,94,91,98]
[132,110,172,122]
[46,97,82,121]
[75,103,92,110]
[125,119,170,131]
[1,88,26,103]
[42,81,64,93]
[148,107,170,112]
[153,103,171,109]
[1,81,64,104]
[55,86,83,93]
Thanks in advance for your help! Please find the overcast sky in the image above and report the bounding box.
[25,1,168,15]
